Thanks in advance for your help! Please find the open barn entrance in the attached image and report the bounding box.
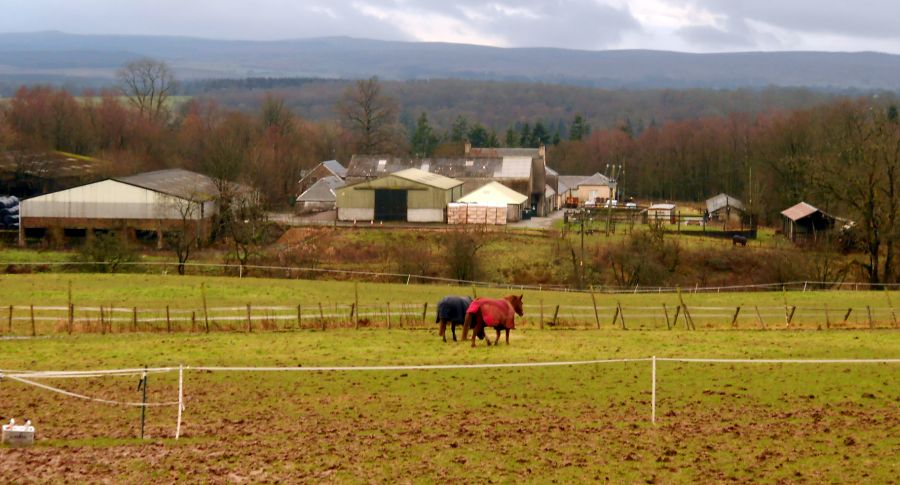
[375,189,407,221]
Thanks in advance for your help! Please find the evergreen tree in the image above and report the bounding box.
[505,127,518,147]
[551,131,561,146]
[569,114,590,141]
[467,123,489,147]
[450,115,469,143]
[410,112,438,157]
[532,121,549,147]
[519,122,532,147]
[487,130,500,148]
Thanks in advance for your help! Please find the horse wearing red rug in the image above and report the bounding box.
[461,295,524,347]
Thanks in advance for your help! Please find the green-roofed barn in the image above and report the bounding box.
[336,168,464,222]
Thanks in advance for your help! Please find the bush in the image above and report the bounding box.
[72,232,136,273]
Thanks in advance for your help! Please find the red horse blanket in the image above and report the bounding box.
[466,298,516,329]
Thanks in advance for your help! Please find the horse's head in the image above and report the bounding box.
[505,294,524,317]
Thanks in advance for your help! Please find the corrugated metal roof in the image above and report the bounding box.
[576,172,611,187]
[706,193,746,213]
[346,155,510,180]
[458,181,528,205]
[296,176,344,202]
[649,203,676,210]
[392,168,464,190]
[469,147,540,158]
[494,157,532,178]
[781,202,821,221]
[321,160,347,178]
[115,169,219,201]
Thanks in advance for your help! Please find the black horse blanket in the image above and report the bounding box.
[436,296,473,325]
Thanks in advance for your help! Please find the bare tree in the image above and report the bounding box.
[160,193,204,275]
[225,194,268,275]
[117,58,177,124]
[336,77,399,154]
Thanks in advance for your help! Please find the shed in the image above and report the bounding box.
[705,193,746,222]
[457,181,529,222]
[781,202,836,242]
[647,203,676,223]
[336,168,464,222]
[18,169,225,247]
[295,175,344,214]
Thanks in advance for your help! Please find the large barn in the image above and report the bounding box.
[336,168,463,222]
[18,169,222,247]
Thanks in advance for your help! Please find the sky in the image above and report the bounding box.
[4,0,900,54]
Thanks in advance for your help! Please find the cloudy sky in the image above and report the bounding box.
[4,0,900,53]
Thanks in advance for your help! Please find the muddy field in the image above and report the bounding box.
[1,331,898,483]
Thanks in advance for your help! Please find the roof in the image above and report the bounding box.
[391,168,464,190]
[706,193,746,213]
[346,155,531,180]
[115,169,220,201]
[558,175,589,194]
[458,181,528,205]
[545,166,559,177]
[545,184,556,198]
[469,147,540,158]
[649,203,676,210]
[296,176,344,202]
[781,202,831,222]
[321,160,347,178]
[576,172,612,187]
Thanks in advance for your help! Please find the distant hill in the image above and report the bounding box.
[2,31,900,91]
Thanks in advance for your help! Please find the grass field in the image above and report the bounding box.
[1,330,898,483]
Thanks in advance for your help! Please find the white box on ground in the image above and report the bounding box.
[2,423,35,447]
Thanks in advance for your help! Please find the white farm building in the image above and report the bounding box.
[18,169,222,247]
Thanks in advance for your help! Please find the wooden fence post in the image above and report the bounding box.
[201,283,210,334]
[30,305,35,337]
[354,282,360,328]
[349,303,356,325]
[824,303,830,330]
[99,306,105,335]
[617,301,626,330]
[422,303,428,325]
[166,306,171,333]
[662,303,671,330]
[7,305,12,333]
[297,304,302,330]
[68,303,74,335]
[677,288,695,330]
[843,308,853,326]
[782,287,790,327]
[539,298,544,330]
[731,306,741,328]
[885,292,898,328]
[590,285,600,329]
[318,303,325,330]
[672,306,681,330]
[387,303,392,329]
[787,306,797,326]
[610,306,620,328]
[191,311,196,332]
[552,305,560,327]
[246,303,252,333]
[867,305,874,329]
[132,307,138,332]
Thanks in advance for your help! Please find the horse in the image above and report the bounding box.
[732,235,748,247]
[435,296,474,342]
[462,295,524,348]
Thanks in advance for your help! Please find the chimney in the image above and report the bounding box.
[464,140,471,156]
[538,144,545,159]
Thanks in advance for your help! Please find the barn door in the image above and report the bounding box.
[374,190,407,221]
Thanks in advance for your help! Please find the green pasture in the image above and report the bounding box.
[0,330,897,482]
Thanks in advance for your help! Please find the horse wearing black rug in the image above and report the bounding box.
[436,296,476,342]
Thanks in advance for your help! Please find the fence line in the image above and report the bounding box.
[2,357,898,435]
[7,260,900,294]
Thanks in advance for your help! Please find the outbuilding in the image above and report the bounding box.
[781,202,836,242]
[18,169,223,247]
[295,175,344,214]
[647,203,676,223]
[705,193,746,223]
[454,181,529,222]
[336,168,463,222]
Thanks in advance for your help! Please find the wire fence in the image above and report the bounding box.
[5,260,900,294]
[2,299,899,336]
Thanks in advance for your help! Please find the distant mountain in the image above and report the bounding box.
[2,31,900,91]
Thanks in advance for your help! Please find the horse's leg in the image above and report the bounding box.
[451,322,458,342]
[471,321,483,347]
[505,328,510,345]
[462,314,471,341]
[439,320,447,342]
[494,328,501,346]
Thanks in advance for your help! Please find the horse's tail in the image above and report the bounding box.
[462,312,471,341]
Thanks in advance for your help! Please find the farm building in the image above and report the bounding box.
[296,160,346,196]
[455,181,529,223]
[18,169,226,247]
[344,144,554,216]
[336,168,464,222]
[568,173,617,206]
[646,203,676,223]
[557,175,589,207]
[295,175,344,214]
[781,202,837,242]
[705,193,746,222]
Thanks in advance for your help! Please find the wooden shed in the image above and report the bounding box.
[781,202,836,242]
[336,168,463,222]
